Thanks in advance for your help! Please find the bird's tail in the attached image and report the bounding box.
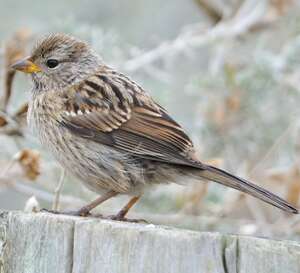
[198,165,298,214]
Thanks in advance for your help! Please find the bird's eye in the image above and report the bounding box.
[46,59,59,68]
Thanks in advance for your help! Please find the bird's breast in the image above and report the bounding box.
[28,94,63,147]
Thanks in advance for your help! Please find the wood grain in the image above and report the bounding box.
[0,211,300,273]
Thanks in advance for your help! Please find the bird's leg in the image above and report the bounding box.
[42,190,118,217]
[108,196,142,222]
[115,196,140,219]
[76,190,118,216]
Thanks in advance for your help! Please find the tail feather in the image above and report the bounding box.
[199,165,298,214]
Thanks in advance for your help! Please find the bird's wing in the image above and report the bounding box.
[59,68,202,167]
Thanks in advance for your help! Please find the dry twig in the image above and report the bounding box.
[194,0,223,24]
[1,29,31,111]
[52,168,66,211]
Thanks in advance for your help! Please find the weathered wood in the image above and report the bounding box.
[0,211,300,273]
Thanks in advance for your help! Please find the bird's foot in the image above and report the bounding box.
[103,213,148,223]
[41,209,147,222]
[40,208,91,217]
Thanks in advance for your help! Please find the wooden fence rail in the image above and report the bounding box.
[0,211,300,273]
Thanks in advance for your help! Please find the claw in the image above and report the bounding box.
[104,214,148,223]
[40,208,60,214]
[40,208,91,217]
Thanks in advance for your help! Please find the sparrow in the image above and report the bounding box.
[11,33,298,220]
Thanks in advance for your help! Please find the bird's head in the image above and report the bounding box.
[11,33,101,92]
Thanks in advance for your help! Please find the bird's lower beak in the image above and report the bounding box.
[11,57,42,74]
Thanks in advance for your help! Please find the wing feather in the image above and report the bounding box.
[59,68,202,168]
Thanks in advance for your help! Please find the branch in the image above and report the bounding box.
[122,0,269,72]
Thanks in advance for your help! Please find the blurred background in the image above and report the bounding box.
[1,0,300,239]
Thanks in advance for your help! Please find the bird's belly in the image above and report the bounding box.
[32,117,144,194]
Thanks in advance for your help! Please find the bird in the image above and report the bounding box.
[11,33,298,220]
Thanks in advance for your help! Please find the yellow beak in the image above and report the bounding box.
[11,57,42,74]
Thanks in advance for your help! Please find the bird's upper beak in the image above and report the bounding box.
[11,57,42,74]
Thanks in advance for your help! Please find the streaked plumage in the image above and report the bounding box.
[12,34,298,218]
